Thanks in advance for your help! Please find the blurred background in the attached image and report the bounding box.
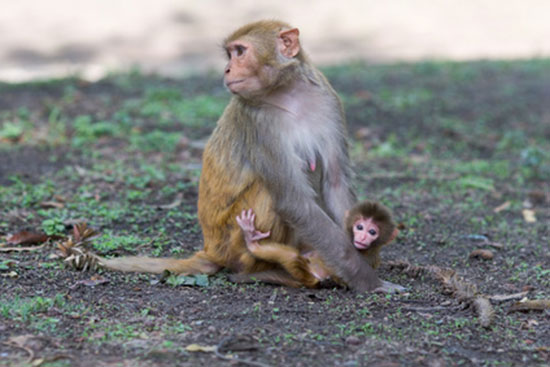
[1,0,549,82]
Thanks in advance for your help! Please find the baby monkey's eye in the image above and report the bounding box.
[368,229,377,236]
[356,224,364,230]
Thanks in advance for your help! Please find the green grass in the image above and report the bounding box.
[0,60,548,366]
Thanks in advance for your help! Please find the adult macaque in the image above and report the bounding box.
[98,20,402,292]
[235,200,399,288]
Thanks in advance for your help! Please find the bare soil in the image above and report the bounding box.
[0,60,549,367]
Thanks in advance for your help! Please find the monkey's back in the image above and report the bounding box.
[197,114,294,272]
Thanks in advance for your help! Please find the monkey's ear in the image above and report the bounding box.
[278,28,300,58]
[388,228,399,243]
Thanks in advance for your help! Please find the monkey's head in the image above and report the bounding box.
[345,201,398,251]
[222,20,305,99]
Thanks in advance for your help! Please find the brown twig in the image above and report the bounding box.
[2,341,35,363]
[387,260,495,328]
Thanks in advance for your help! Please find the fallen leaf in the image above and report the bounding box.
[0,259,17,269]
[6,231,49,245]
[469,249,494,260]
[509,299,550,312]
[72,222,97,243]
[185,344,216,353]
[493,201,511,213]
[355,127,372,139]
[528,190,548,205]
[520,319,539,330]
[522,209,537,223]
[69,275,109,289]
[40,201,65,209]
[158,193,183,210]
[0,271,18,278]
[165,274,210,287]
[488,242,504,249]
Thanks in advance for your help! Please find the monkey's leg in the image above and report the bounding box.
[244,242,320,288]
[229,269,304,288]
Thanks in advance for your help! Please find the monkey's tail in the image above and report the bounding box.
[98,250,221,275]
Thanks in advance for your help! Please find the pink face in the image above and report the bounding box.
[352,217,379,250]
[223,40,265,97]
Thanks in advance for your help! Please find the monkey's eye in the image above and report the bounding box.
[356,224,364,231]
[235,45,246,56]
[368,229,377,236]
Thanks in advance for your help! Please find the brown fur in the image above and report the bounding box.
[345,201,397,269]
[95,20,388,292]
[238,200,398,288]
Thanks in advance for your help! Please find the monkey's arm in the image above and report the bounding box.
[236,209,320,288]
[252,151,382,292]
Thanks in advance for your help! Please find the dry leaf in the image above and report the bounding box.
[522,209,537,223]
[185,344,216,353]
[72,223,97,243]
[0,271,18,278]
[469,249,494,260]
[520,319,539,330]
[493,201,511,213]
[488,242,504,249]
[158,193,183,210]
[6,231,49,245]
[355,127,372,139]
[40,201,65,209]
[69,275,109,289]
[509,299,550,312]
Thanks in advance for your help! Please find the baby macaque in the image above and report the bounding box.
[236,200,398,287]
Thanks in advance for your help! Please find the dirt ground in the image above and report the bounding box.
[0,59,549,366]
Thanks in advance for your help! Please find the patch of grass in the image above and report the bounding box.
[0,60,549,367]
[41,217,67,236]
[0,294,66,328]
[129,129,183,152]
[0,121,25,141]
[72,115,121,146]
[92,232,143,253]
[0,178,56,208]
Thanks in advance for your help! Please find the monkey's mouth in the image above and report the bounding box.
[354,241,370,250]
[226,80,245,88]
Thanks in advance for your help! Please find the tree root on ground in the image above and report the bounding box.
[386,260,494,328]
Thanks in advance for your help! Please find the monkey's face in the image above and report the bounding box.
[223,40,268,98]
[352,217,379,250]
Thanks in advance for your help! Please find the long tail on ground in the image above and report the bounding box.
[98,250,221,274]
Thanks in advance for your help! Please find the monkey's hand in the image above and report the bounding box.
[236,209,271,251]
[373,280,407,294]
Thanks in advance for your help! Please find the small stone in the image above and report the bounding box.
[345,336,361,345]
